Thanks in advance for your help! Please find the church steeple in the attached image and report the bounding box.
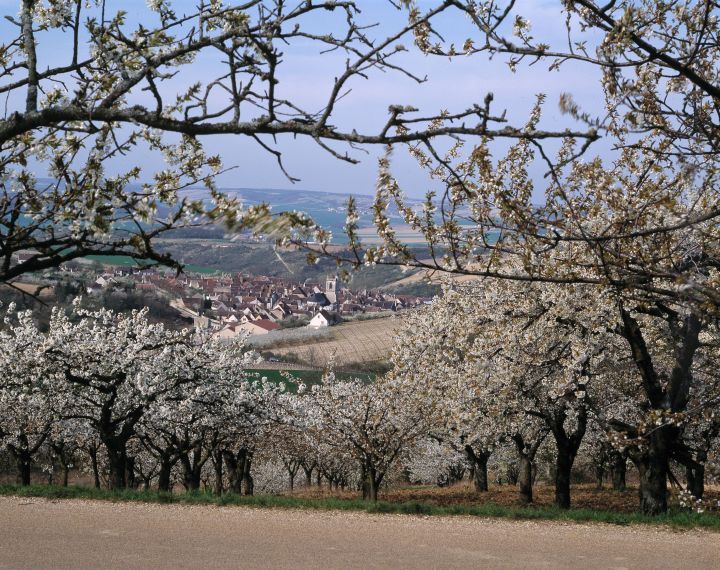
[325,274,341,311]
[325,275,339,293]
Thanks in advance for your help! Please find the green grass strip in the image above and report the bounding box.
[1,484,718,530]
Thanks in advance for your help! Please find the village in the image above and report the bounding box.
[78,263,432,338]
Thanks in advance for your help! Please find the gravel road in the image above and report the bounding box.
[1,496,718,569]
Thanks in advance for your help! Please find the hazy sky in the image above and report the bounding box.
[2,0,606,198]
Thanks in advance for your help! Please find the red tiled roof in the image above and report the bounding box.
[252,319,280,331]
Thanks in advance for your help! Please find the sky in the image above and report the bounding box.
[1,0,607,199]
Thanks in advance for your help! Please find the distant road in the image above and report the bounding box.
[0,497,717,570]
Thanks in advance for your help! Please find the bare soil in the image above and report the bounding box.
[294,482,720,514]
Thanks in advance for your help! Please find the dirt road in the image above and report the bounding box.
[1,496,717,569]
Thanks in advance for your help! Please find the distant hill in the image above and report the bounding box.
[25,180,440,294]
[179,186,420,235]
[27,179,429,243]
[153,239,440,296]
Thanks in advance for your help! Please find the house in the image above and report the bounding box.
[308,310,341,328]
[13,252,35,266]
[324,275,340,305]
[306,292,331,309]
[238,319,280,335]
[214,323,244,339]
[95,276,113,288]
[86,282,104,295]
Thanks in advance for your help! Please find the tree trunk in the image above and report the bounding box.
[634,432,669,516]
[302,464,314,487]
[506,464,519,486]
[368,479,378,502]
[518,455,533,504]
[365,465,383,502]
[105,443,128,489]
[595,465,605,490]
[242,453,254,496]
[222,451,242,494]
[126,455,136,489]
[512,432,546,505]
[8,441,33,486]
[179,439,210,492]
[554,444,575,509]
[157,451,175,493]
[182,467,201,491]
[465,446,489,492]
[473,454,488,492]
[89,446,101,489]
[180,452,201,491]
[609,453,626,492]
[685,464,705,499]
[548,407,586,509]
[213,450,224,496]
[16,454,32,486]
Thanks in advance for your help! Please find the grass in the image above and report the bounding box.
[1,484,718,530]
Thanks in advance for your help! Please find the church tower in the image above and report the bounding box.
[325,275,341,310]
[326,275,340,294]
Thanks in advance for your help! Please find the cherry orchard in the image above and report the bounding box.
[389,272,720,514]
[1,292,718,512]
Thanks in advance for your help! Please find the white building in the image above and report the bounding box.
[308,310,341,328]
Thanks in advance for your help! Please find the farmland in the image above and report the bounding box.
[257,316,400,369]
[82,255,219,275]
[2,282,54,298]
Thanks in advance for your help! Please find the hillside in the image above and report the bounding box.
[251,316,401,371]
[154,239,440,296]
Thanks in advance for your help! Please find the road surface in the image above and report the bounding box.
[0,496,717,569]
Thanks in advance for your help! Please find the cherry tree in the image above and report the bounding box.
[468,278,626,509]
[37,300,256,489]
[134,335,284,495]
[0,306,54,484]
[405,438,467,487]
[327,2,720,516]
[392,276,635,507]
[391,289,498,492]
[304,371,431,502]
[212,376,288,496]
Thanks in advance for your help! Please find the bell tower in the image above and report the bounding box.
[325,275,341,311]
[326,275,340,293]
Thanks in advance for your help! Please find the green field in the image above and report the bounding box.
[85,255,218,274]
